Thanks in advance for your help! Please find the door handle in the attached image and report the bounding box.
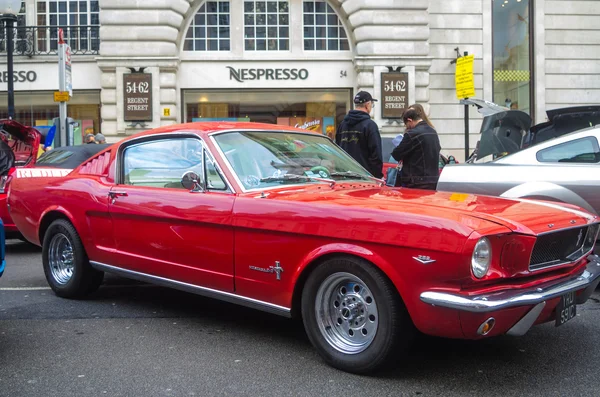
[109,191,128,198]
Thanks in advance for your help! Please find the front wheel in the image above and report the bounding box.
[42,219,104,298]
[301,256,414,374]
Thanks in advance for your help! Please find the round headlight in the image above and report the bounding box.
[472,237,492,279]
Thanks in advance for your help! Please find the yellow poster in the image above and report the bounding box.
[455,54,475,99]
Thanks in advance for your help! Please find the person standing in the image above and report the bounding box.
[335,91,383,178]
[391,108,441,190]
[94,133,106,144]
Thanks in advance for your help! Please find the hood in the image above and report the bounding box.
[249,184,596,236]
[343,110,371,127]
[528,105,600,147]
[0,120,42,170]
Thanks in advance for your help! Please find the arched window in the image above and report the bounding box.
[184,1,231,51]
[303,0,349,51]
[243,1,289,51]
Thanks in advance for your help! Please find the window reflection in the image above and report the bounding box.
[493,0,532,115]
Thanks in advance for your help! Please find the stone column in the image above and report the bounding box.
[340,0,432,134]
[97,0,193,140]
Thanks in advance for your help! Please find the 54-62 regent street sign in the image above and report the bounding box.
[381,72,409,119]
[123,73,153,121]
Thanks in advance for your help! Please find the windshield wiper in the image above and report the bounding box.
[329,171,384,185]
[260,173,336,186]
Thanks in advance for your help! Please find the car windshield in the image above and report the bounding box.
[213,131,373,190]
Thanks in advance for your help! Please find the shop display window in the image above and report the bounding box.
[184,89,350,140]
[0,90,101,145]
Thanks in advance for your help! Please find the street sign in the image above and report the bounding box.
[455,54,475,99]
[381,72,409,119]
[53,91,70,102]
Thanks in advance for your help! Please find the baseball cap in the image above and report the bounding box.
[353,91,378,104]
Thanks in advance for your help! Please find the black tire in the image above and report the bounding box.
[42,219,104,298]
[301,256,414,374]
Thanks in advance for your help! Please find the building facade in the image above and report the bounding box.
[1,0,599,159]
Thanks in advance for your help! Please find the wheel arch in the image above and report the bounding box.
[290,244,408,320]
[500,181,597,215]
[38,208,77,246]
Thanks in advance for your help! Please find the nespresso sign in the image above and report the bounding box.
[0,70,37,83]
[227,66,309,82]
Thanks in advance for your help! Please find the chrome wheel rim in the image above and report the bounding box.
[315,272,379,354]
[48,233,74,285]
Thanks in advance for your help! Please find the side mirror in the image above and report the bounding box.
[181,171,204,192]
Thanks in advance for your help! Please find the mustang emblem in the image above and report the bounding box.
[249,261,284,280]
[413,255,436,265]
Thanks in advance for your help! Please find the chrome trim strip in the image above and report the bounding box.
[506,302,546,336]
[420,255,600,313]
[90,261,291,318]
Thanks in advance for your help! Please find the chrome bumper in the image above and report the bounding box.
[420,255,600,313]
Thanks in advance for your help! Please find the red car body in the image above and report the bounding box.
[8,122,600,373]
[0,120,42,238]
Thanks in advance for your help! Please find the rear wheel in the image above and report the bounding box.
[42,219,103,298]
[301,256,414,374]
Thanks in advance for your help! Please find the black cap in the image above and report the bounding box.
[353,91,378,104]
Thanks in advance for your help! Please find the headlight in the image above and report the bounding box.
[472,237,492,279]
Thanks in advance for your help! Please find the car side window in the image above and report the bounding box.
[536,136,600,164]
[123,138,204,189]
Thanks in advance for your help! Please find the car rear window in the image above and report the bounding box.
[36,150,74,165]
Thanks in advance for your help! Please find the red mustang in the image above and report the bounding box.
[8,122,600,374]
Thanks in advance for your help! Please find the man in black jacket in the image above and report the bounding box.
[335,91,383,178]
[391,108,441,189]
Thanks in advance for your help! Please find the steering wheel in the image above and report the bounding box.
[309,166,331,179]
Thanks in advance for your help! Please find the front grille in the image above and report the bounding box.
[529,226,589,271]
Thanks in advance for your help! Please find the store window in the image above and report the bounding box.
[183,89,350,140]
[36,0,100,53]
[244,0,290,51]
[493,0,533,115]
[0,90,101,144]
[303,0,349,51]
[184,1,231,51]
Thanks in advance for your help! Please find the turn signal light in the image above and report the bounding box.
[477,317,496,336]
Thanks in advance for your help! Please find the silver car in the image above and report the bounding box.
[438,124,600,215]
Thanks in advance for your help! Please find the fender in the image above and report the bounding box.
[290,243,411,310]
[501,181,597,215]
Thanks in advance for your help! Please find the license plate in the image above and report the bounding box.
[555,291,577,327]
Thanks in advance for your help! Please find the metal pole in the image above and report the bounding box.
[4,14,17,120]
[58,29,67,146]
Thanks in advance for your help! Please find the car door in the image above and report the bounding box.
[108,134,235,292]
